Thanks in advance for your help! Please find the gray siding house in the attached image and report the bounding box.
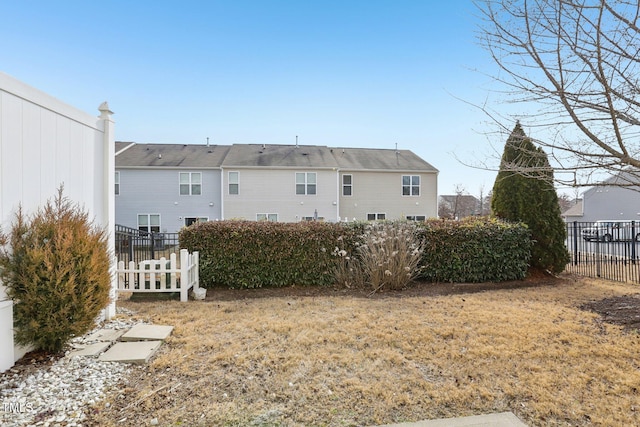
[221,144,340,222]
[115,142,229,233]
[562,172,640,223]
[116,142,438,231]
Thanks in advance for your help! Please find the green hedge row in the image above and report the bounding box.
[417,217,532,283]
[179,218,532,289]
[178,220,358,289]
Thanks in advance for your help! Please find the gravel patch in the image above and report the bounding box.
[0,308,144,426]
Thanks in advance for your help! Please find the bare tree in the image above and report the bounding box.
[438,185,480,219]
[476,0,640,187]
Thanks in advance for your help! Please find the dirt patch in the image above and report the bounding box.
[581,294,640,331]
[202,274,560,301]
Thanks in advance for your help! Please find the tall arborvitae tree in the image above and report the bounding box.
[492,123,569,273]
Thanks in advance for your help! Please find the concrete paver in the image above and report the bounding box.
[98,341,162,364]
[85,328,126,342]
[68,342,112,357]
[120,324,174,342]
[375,412,527,427]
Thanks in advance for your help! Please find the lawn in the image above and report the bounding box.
[88,275,640,426]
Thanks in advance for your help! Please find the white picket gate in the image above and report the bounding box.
[116,249,199,302]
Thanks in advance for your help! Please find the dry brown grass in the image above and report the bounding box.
[89,276,640,426]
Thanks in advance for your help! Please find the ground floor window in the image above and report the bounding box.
[257,213,278,222]
[406,215,426,221]
[185,217,208,227]
[138,214,160,233]
[367,213,386,221]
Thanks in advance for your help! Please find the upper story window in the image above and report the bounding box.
[180,172,201,195]
[138,214,160,234]
[296,172,316,195]
[115,171,120,195]
[342,174,352,196]
[402,175,420,196]
[228,171,239,195]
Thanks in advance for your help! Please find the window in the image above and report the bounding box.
[185,217,208,227]
[115,171,120,195]
[402,175,420,196]
[367,213,386,221]
[296,172,316,195]
[179,172,202,195]
[138,214,160,234]
[406,215,426,221]
[342,174,352,196]
[257,213,278,222]
[228,171,239,195]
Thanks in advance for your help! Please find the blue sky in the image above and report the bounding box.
[1,0,507,197]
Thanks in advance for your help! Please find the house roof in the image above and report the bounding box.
[221,144,339,168]
[115,143,231,168]
[562,199,584,218]
[114,142,438,172]
[439,195,479,204]
[332,147,438,172]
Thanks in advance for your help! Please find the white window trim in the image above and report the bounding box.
[179,172,202,196]
[401,175,420,197]
[228,171,240,195]
[295,172,317,195]
[256,213,278,222]
[367,213,386,221]
[185,217,208,227]
[342,174,352,197]
[137,213,161,233]
[115,171,120,195]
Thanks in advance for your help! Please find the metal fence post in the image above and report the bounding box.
[632,221,637,264]
[127,234,133,264]
[572,221,578,266]
[596,231,601,278]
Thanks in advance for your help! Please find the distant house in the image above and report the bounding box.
[0,73,115,371]
[561,199,584,222]
[562,172,640,223]
[116,143,438,231]
[438,194,481,219]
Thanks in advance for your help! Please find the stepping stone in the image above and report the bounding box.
[98,341,162,364]
[120,324,174,342]
[69,342,112,357]
[86,328,126,342]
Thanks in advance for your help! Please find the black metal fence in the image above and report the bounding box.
[564,221,640,284]
[115,224,181,265]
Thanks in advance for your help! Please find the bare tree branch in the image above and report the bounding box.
[474,0,640,187]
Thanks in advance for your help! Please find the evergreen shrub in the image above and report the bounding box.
[417,217,532,283]
[491,123,570,273]
[179,220,356,289]
[0,189,111,352]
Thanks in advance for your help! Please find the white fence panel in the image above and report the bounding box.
[117,249,199,302]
